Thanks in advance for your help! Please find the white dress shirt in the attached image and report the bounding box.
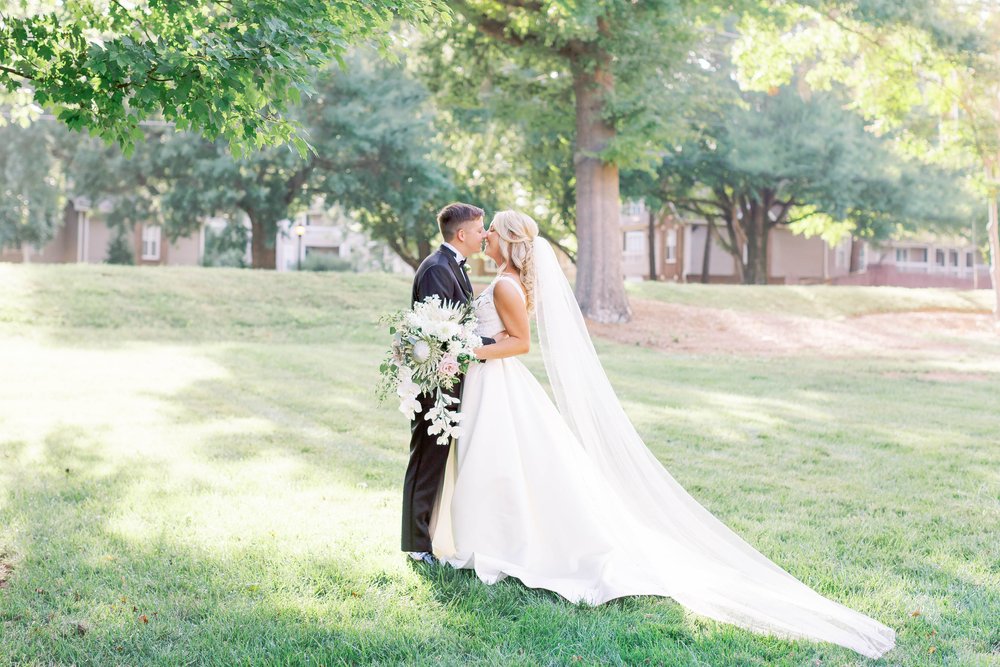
[442,242,465,263]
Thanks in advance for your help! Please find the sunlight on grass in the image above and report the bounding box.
[627,281,994,318]
[1,265,998,665]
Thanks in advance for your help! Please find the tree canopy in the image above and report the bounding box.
[730,0,999,303]
[626,80,974,284]
[0,117,65,250]
[64,49,456,269]
[0,0,443,153]
[426,0,705,322]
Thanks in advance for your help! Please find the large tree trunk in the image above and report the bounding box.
[849,236,864,273]
[721,203,748,284]
[743,201,769,285]
[571,43,630,323]
[417,239,432,265]
[701,220,714,284]
[248,213,276,269]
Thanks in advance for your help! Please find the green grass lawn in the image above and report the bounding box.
[625,280,994,319]
[0,264,998,666]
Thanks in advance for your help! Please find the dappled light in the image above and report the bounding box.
[2,263,997,663]
[2,0,1000,660]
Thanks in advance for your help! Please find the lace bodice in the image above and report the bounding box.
[473,275,526,338]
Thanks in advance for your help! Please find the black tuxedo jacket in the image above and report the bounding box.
[411,245,474,306]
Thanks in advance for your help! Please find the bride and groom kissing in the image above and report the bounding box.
[398,202,895,660]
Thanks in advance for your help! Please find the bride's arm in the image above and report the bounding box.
[473,282,529,360]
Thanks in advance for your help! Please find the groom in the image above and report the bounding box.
[402,202,493,565]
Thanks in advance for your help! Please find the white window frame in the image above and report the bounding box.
[622,201,643,217]
[624,231,645,253]
[665,229,677,263]
[142,225,162,261]
[835,240,848,269]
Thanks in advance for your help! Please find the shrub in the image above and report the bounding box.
[301,253,352,272]
[106,231,134,265]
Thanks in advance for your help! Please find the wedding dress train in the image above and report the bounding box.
[430,241,895,660]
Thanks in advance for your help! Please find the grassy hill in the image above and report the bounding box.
[0,264,997,666]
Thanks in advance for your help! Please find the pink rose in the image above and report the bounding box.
[437,354,460,377]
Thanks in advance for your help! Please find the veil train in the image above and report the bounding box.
[532,237,895,659]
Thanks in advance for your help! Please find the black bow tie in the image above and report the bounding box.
[458,258,467,267]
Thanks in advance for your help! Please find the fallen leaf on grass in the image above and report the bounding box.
[929,646,937,654]
[911,609,922,617]
[0,559,14,588]
[138,614,148,624]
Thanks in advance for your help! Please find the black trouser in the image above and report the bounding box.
[401,384,461,553]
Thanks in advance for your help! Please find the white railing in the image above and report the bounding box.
[894,261,977,277]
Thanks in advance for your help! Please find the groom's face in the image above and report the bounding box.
[455,216,487,256]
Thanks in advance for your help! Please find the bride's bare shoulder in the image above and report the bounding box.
[493,275,526,308]
[498,272,525,290]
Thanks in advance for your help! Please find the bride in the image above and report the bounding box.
[429,210,895,660]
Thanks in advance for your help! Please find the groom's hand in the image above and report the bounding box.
[483,331,509,346]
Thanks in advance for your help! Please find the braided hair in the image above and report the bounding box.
[490,210,539,314]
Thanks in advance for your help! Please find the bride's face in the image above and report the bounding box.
[484,223,502,265]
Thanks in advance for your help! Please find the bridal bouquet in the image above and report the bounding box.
[377,296,481,445]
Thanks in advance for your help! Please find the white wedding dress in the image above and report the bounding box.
[430,239,895,660]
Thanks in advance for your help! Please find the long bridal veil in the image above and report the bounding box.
[531,237,895,659]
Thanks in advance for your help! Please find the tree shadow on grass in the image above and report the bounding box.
[0,426,489,664]
[7,269,999,664]
[1,417,991,664]
[153,342,405,492]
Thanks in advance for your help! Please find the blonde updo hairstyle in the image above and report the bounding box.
[490,210,539,314]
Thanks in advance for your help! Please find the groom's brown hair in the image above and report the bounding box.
[437,202,484,241]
